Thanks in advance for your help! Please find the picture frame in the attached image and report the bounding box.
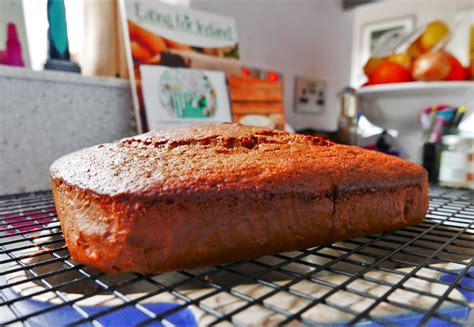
[139,65,232,130]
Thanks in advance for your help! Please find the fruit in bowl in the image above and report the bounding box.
[412,50,451,81]
[366,61,411,85]
[419,21,449,52]
[362,20,469,86]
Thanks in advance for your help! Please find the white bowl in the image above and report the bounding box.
[357,81,474,162]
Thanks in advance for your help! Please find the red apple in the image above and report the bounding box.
[445,54,467,81]
[369,61,412,84]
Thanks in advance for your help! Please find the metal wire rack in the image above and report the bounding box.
[0,186,473,326]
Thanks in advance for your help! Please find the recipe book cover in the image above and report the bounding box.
[120,0,239,132]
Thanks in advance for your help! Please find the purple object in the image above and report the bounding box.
[429,116,447,144]
[3,23,24,67]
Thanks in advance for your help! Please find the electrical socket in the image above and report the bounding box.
[294,76,326,114]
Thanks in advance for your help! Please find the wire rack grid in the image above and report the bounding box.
[0,186,473,326]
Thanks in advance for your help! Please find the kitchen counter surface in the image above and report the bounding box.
[0,66,134,194]
[0,65,130,88]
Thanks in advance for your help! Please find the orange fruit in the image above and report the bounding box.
[369,61,412,84]
[364,57,385,78]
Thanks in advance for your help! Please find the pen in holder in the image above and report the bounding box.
[420,105,470,187]
[422,142,440,183]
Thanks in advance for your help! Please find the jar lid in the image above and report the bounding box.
[442,134,474,146]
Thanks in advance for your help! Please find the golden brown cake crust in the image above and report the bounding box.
[50,123,429,273]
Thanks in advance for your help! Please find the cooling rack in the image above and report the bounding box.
[0,186,473,326]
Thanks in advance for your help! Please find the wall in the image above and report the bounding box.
[191,0,353,131]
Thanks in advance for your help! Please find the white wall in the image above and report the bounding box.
[191,0,353,131]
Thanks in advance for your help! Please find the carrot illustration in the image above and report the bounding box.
[131,41,152,62]
[164,38,193,51]
[128,20,167,54]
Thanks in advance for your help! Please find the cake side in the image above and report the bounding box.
[52,178,427,274]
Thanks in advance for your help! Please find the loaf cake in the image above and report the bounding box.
[50,123,428,274]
